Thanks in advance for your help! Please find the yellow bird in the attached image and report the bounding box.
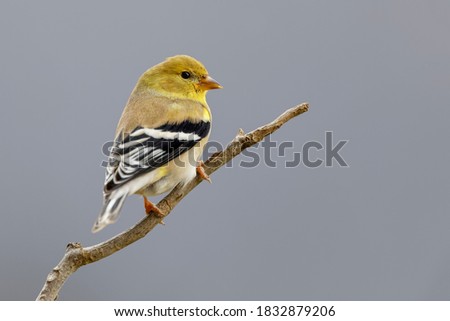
[92,55,222,233]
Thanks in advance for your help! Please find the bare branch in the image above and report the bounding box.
[36,102,309,300]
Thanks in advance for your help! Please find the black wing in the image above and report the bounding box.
[104,120,210,193]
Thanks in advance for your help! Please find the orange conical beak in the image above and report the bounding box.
[198,75,222,90]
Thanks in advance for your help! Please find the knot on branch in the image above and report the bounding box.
[66,242,82,251]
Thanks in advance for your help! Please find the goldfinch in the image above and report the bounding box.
[92,55,222,233]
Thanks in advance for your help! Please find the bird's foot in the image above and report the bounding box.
[196,161,211,183]
[143,196,164,222]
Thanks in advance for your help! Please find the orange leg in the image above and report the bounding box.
[143,196,164,218]
[196,161,212,183]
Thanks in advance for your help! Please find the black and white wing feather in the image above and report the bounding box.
[104,120,210,193]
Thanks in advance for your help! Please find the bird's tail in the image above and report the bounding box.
[92,191,128,233]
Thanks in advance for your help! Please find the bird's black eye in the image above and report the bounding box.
[181,71,191,79]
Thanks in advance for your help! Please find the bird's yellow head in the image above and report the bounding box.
[137,55,222,104]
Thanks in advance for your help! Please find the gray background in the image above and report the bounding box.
[1,1,449,300]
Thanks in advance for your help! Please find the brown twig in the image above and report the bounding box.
[36,102,309,300]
